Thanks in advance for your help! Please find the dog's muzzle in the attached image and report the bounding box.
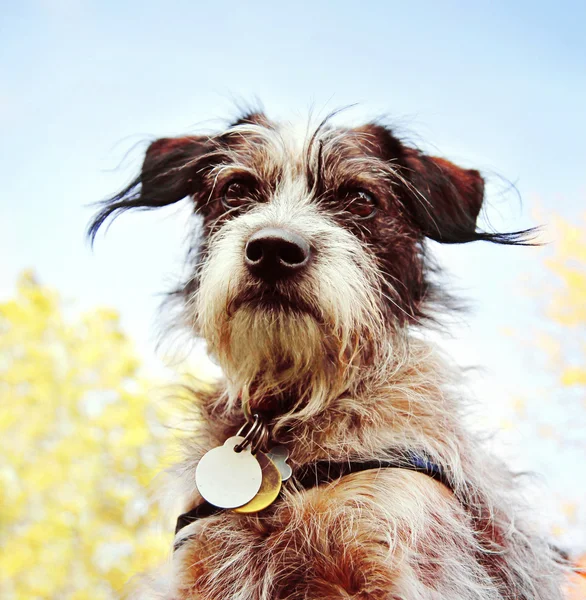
[244,227,311,282]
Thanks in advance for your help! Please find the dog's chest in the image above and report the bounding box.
[172,478,401,600]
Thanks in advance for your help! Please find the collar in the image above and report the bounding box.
[174,450,453,550]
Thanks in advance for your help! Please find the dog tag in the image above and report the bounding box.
[266,445,292,481]
[233,452,282,514]
[195,436,262,509]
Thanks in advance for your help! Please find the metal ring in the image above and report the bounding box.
[236,419,252,439]
[234,414,266,453]
[251,421,269,454]
[235,416,261,452]
[246,415,264,452]
[235,412,261,439]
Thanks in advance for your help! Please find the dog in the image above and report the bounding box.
[89,110,565,599]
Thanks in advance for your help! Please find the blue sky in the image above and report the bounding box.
[1,0,585,548]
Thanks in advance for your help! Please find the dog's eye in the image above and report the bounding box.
[341,189,377,219]
[222,180,253,209]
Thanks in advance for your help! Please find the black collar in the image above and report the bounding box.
[174,450,453,550]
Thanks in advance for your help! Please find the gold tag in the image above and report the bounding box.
[233,452,282,514]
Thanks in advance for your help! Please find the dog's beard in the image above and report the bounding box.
[221,307,336,401]
[202,297,349,399]
[196,274,388,423]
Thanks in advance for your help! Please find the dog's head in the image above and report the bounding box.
[89,111,532,417]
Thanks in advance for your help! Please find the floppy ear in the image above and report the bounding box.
[140,137,205,203]
[403,149,485,243]
[88,136,207,243]
[403,149,534,245]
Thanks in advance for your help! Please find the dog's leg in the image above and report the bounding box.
[265,469,500,600]
[171,468,540,600]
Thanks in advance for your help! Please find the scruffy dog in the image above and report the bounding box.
[89,111,564,599]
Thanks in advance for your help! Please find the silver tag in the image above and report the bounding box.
[266,445,292,481]
[195,436,262,508]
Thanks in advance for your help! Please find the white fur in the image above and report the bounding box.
[133,118,566,599]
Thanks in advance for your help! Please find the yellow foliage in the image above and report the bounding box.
[0,272,174,599]
[534,213,586,580]
[541,215,586,390]
[560,367,586,387]
[545,214,586,327]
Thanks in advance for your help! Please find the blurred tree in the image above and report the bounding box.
[0,272,173,600]
[511,213,586,581]
[542,213,586,383]
[535,214,586,547]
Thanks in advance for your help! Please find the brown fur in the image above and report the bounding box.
[91,112,565,599]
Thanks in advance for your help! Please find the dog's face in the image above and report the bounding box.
[90,111,524,415]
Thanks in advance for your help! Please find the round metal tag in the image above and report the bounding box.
[195,436,262,509]
[233,452,282,514]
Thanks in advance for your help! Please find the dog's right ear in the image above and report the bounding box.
[88,136,208,243]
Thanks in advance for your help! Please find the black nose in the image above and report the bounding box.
[245,228,311,282]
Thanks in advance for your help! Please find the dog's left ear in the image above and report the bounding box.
[403,148,536,245]
[403,149,485,244]
[88,136,207,243]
